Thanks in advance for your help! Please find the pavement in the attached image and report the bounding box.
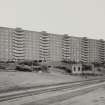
[0,80,105,105]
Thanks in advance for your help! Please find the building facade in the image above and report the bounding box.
[0,27,105,64]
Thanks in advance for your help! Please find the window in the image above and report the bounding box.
[78,67,80,71]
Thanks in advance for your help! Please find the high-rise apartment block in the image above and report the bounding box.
[0,27,105,64]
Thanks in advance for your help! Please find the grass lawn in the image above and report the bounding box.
[0,71,102,93]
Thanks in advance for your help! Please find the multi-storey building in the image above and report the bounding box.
[0,27,105,64]
[24,30,40,60]
[0,27,13,61]
[50,33,63,62]
[70,36,82,62]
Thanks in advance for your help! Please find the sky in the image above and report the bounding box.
[0,0,105,39]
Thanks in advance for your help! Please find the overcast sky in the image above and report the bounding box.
[0,0,105,39]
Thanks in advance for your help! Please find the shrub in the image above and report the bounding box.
[40,65,48,72]
[55,66,72,73]
[16,65,32,72]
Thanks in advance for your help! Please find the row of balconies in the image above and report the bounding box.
[81,39,89,62]
[12,28,25,60]
[62,35,70,60]
[39,33,50,61]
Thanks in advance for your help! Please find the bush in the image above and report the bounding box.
[40,65,48,72]
[55,66,72,73]
[16,65,32,72]
[0,65,6,69]
[82,64,92,71]
[16,60,50,73]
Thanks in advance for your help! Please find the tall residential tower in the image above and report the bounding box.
[0,27,105,64]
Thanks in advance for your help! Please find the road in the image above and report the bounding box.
[0,78,105,105]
